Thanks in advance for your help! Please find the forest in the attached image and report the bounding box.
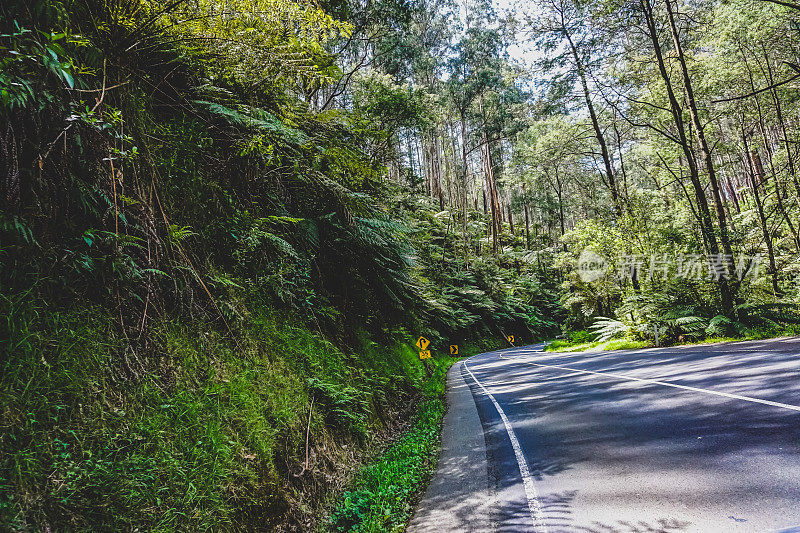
[1,0,800,530]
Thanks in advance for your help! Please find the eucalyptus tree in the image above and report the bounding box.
[446,1,508,254]
[513,115,599,245]
[316,0,422,109]
[522,0,622,218]
[588,0,738,312]
[702,0,800,254]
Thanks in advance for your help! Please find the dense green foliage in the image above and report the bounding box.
[328,338,502,533]
[511,0,800,343]
[1,291,442,530]
[4,0,800,528]
[0,0,557,530]
[330,398,444,533]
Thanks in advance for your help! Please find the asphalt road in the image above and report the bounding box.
[408,338,800,533]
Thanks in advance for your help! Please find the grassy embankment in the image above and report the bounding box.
[0,290,487,531]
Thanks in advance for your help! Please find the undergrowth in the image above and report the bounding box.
[545,324,800,353]
[327,356,454,533]
[324,339,504,533]
[0,291,431,531]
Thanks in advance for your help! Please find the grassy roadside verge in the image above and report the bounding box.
[544,338,650,353]
[326,339,505,533]
[544,325,800,353]
[326,356,452,533]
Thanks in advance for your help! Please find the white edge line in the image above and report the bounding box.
[500,353,800,413]
[463,362,549,533]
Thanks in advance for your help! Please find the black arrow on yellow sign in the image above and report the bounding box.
[416,336,430,350]
[449,345,458,355]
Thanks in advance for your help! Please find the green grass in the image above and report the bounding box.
[324,339,509,533]
[0,291,435,531]
[327,356,455,533]
[545,324,800,353]
[545,338,651,353]
[675,324,800,346]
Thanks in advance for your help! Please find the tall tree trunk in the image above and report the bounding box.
[479,101,501,254]
[763,43,800,202]
[522,183,531,249]
[421,133,431,195]
[563,24,620,218]
[741,51,800,250]
[524,206,530,249]
[744,137,781,294]
[642,0,733,314]
[665,0,736,288]
[435,126,445,209]
[485,138,500,253]
[460,111,469,266]
[553,170,566,249]
[717,153,740,213]
[613,117,632,215]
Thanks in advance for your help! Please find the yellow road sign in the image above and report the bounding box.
[449,345,459,355]
[419,350,431,360]
[506,335,515,344]
[415,336,430,350]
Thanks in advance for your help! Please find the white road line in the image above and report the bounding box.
[463,362,549,533]
[499,354,800,413]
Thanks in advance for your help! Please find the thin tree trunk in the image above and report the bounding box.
[717,153,741,213]
[562,21,620,217]
[522,183,531,249]
[742,50,800,250]
[460,111,469,266]
[436,125,445,209]
[481,124,501,253]
[613,116,632,215]
[763,43,800,202]
[663,0,736,312]
[524,204,530,249]
[744,138,781,294]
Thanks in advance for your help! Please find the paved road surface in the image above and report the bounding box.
[408,338,800,533]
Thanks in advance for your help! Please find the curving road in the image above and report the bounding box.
[408,338,800,533]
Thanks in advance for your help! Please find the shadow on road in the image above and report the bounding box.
[460,339,800,531]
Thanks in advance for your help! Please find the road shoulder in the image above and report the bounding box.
[407,360,496,533]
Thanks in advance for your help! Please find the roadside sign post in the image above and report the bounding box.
[449,345,459,355]
[506,334,515,345]
[416,337,432,375]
